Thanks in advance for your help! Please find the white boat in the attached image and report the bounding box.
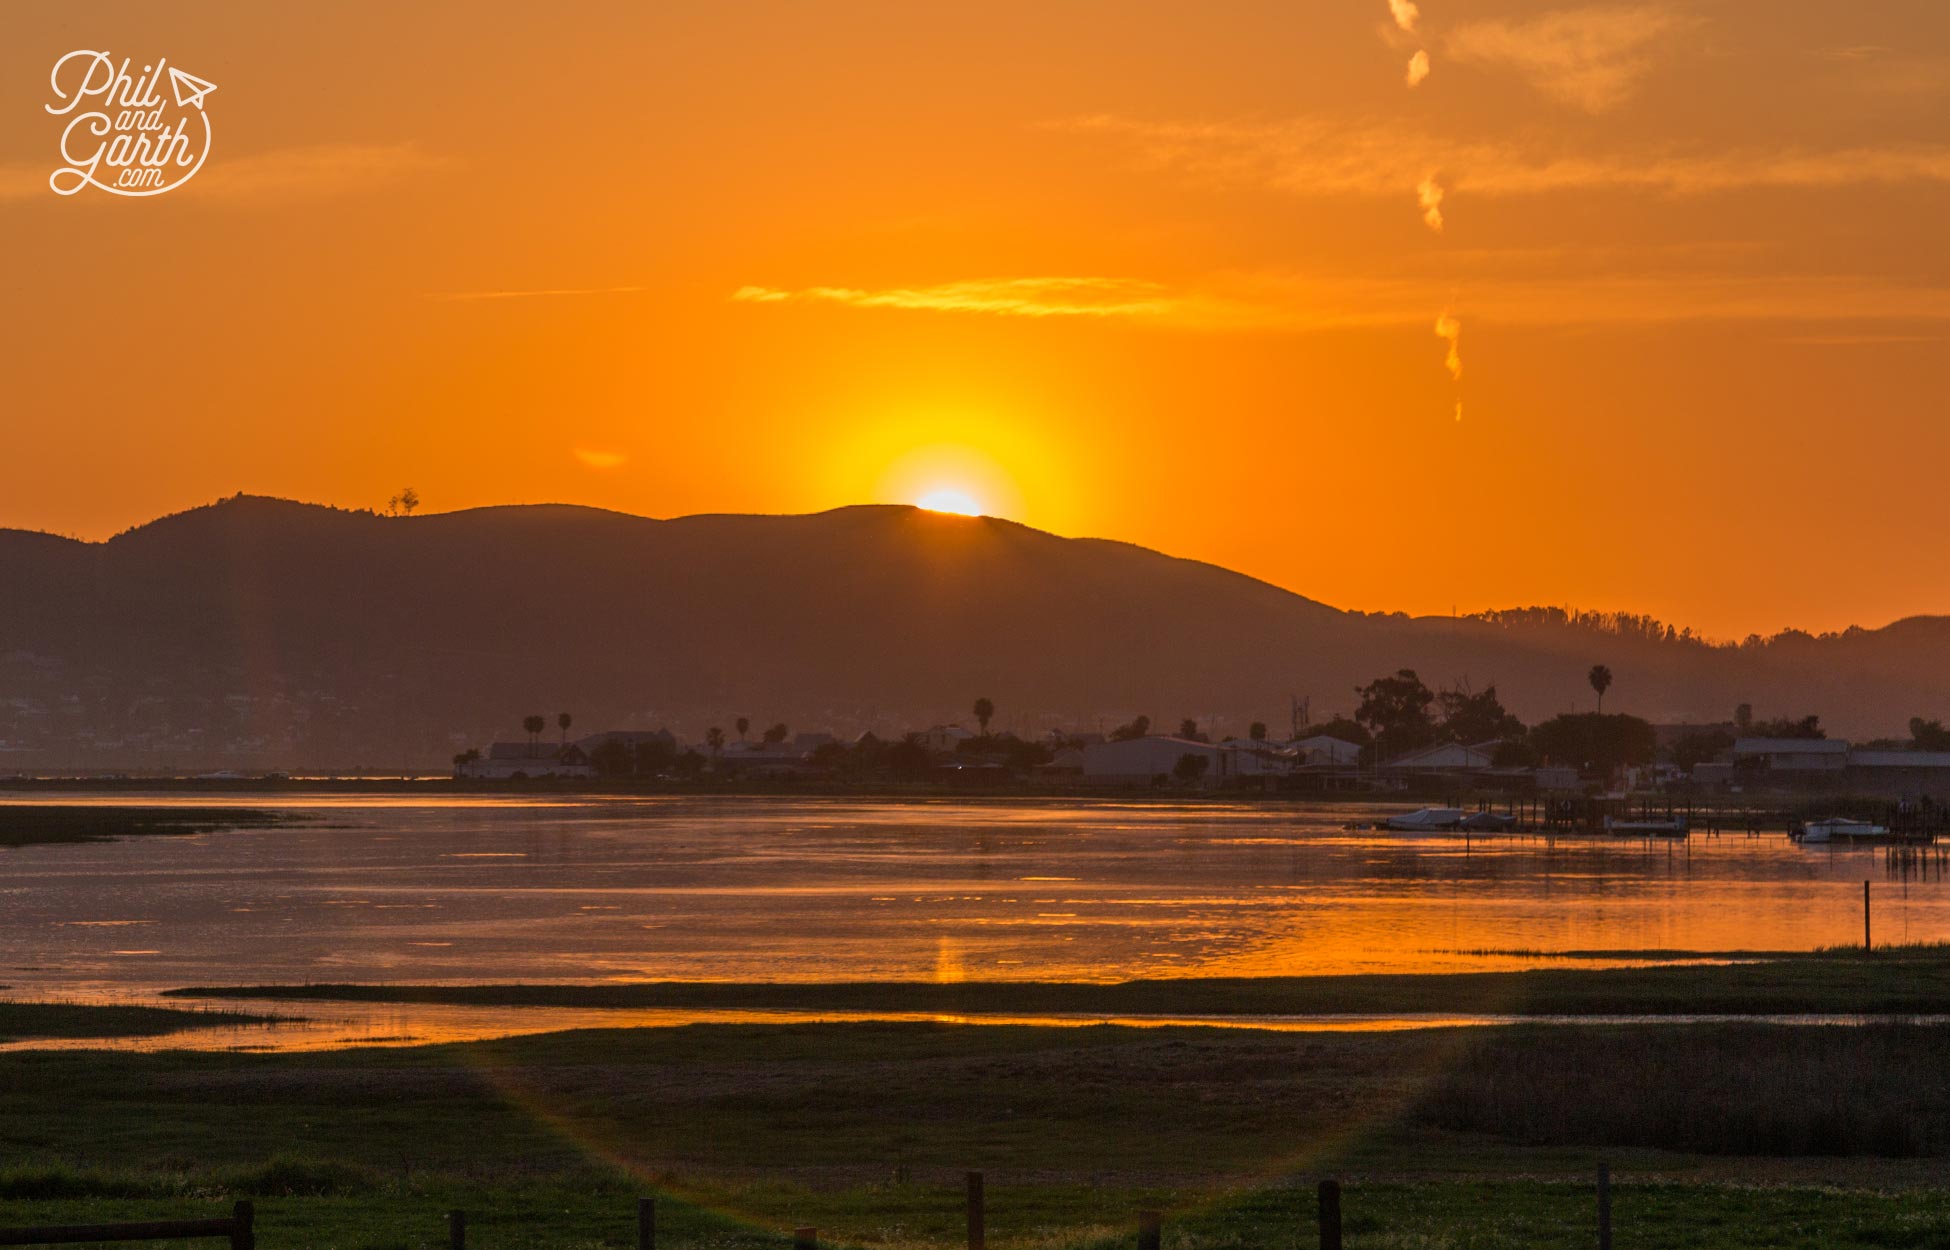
[1604,815,1689,836]
[1386,806,1467,831]
[1798,817,1891,844]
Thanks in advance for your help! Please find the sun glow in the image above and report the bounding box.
[916,487,983,516]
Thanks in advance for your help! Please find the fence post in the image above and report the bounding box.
[794,1227,817,1250]
[1864,880,1872,951]
[230,1200,254,1250]
[448,1210,466,1250]
[1597,1163,1611,1250]
[638,1198,656,1250]
[1318,1179,1341,1250]
[1138,1209,1161,1250]
[966,1171,985,1250]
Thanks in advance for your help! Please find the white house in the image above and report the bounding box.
[1290,734,1364,766]
[1732,738,1849,772]
[919,724,976,753]
[1383,741,1498,772]
[459,741,595,779]
[1083,736,1227,785]
[1533,765,1582,791]
[1845,750,1950,799]
[1214,738,1294,777]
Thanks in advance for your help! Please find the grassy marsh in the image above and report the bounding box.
[6,1020,1950,1248]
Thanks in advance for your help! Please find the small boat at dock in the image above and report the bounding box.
[1603,815,1690,836]
[1796,817,1892,844]
[1385,806,1467,831]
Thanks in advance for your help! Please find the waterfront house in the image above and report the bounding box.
[1290,734,1364,766]
[919,724,976,753]
[1383,741,1498,773]
[1732,738,1849,773]
[460,741,595,779]
[1083,735,1227,786]
[1845,750,1950,800]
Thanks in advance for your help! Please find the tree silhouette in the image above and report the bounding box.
[763,722,789,745]
[735,717,750,743]
[973,697,995,737]
[1355,670,1436,751]
[1437,683,1525,744]
[705,726,725,756]
[452,748,480,775]
[1588,664,1614,713]
[522,714,545,755]
[557,711,572,747]
[386,487,421,517]
[1912,718,1950,752]
[1179,718,1201,741]
[1249,722,1268,742]
[1109,715,1151,742]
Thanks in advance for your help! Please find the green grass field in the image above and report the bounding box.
[0,806,290,848]
[169,945,1950,1018]
[0,1001,278,1043]
[5,1018,1950,1249]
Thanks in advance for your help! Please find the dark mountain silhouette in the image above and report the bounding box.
[0,495,1944,768]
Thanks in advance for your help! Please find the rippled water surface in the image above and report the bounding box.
[6,793,1945,1005]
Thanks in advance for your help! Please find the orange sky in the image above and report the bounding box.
[3,1,1947,639]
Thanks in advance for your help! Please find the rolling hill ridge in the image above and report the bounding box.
[0,495,1943,767]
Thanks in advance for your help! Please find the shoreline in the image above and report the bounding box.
[163,949,1950,1020]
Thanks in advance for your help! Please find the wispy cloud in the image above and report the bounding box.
[1442,5,1696,112]
[1813,45,1950,102]
[0,142,448,204]
[574,448,628,469]
[1387,0,1420,35]
[1406,50,1432,88]
[1063,114,1950,200]
[1434,310,1462,378]
[733,269,1950,334]
[1416,175,1445,232]
[731,277,1182,319]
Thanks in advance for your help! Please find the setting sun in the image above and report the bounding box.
[915,487,982,516]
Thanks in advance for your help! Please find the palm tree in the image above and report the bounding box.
[1588,664,1614,714]
[522,714,545,756]
[735,716,750,743]
[705,726,725,756]
[557,711,573,748]
[973,697,994,737]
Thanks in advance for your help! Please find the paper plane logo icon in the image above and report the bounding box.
[167,66,217,110]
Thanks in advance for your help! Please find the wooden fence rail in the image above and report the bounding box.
[0,1169,1623,1249]
[0,1201,252,1250]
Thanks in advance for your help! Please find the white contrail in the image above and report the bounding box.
[1388,0,1420,34]
[1435,310,1462,379]
[1406,49,1431,86]
[1417,175,1445,231]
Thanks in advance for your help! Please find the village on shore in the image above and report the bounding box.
[456,667,1950,804]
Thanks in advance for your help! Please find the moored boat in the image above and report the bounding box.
[1603,815,1690,836]
[1797,817,1892,844]
[1385,806,1467,831]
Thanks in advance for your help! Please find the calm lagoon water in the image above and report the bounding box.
[3,793,1944,1047]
